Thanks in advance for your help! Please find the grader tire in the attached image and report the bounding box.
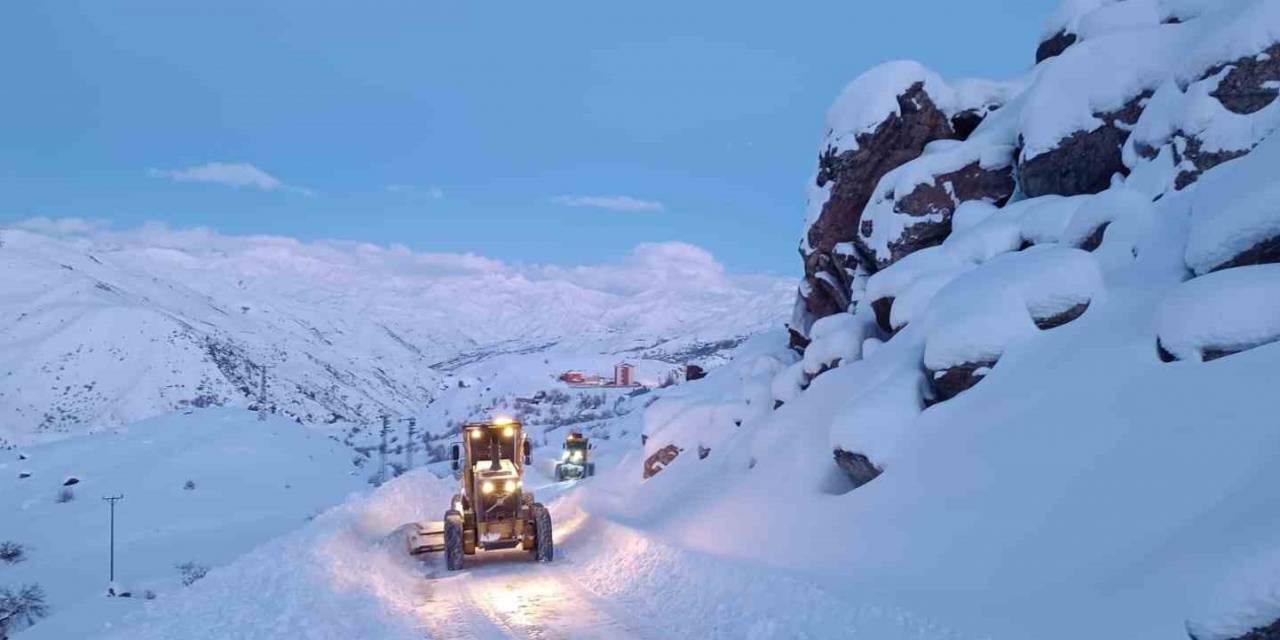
[444,511,464,571]
[532,503,553,563]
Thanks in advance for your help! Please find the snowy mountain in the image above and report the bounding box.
[0,225,790,447]
[634,1,1280,638]
[9,1,1280,639]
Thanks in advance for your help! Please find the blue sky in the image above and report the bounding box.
[1,0,1057,274]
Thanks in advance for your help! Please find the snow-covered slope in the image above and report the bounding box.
[0,226,790,447]
[1,408,365,639]
[638,1,1280,638]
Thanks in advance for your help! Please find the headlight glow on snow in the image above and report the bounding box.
[492,416,514,426]
[482,480,495,494]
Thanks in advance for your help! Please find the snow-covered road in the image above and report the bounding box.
[415,544,653,640]
[408,473,655,640]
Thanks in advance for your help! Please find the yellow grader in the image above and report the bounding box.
[407,417,553,570]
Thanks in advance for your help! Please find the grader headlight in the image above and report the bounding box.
[470,429,483,440]
[503,426,514,438]
[482,480,495,494]
[504,479,517,493]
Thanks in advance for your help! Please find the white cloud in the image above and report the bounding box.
[149,162,314,196]
[550,194,664,212]
[8,218,785,305]
[7,216,108,236]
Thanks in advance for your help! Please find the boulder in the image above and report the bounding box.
[1032,301,1090,329]
[1208,43,1280,115]
[928,360,997,403]
[1019,92,1150,198]
[870,160,1016,269]
[800,82,956,328]
[833,448,882,488]
[1035,29,1078,63]
[642,444,681,479]
[950,108,987,141]
[871,296,895,335]
[807,83,955,256]
[1167,133,1251,192]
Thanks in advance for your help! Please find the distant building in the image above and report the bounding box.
[559,371,586,384]
[614,362,636,387]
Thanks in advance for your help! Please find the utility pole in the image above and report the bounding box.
[102,494,124,595]
[405,417,417,470]
[378,414,389,485]
[257,365,269,422]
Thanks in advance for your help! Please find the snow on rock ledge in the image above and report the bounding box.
[1185,132,1280,275]
[857,134,1017,270]
[1156,264,1280,362]
[922,247,1103,400]
[796,61,1017,339]
[641,335,793,479]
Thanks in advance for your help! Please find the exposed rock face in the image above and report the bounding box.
[1171,134,1251,191]
[1208,235,1280,273]
[928,360,997,403]
[643,444,681,479]
[871,297,895,334]
[800,83,956,331]
[871,161,1016,269]
[1035,29,1078,63]
[1077,222,1111,252]
[1032,302,1090,329]
[1019,92,1151,198]
[1208,43,1280,115]
[833,448,882,488]
[950,109,987,140]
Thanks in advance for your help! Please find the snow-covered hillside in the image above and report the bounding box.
[0,225,790,447]
[639,0,1280,638]
[1,409,365,639]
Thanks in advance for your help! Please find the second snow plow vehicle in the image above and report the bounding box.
[409,417,553,570]
[554,431,594,481]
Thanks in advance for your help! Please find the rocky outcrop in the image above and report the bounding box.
[871,297,895,334]
[1160,133,1252,192]
[643,444,681,479]
[1208,43,1280,115]
[950,109,987,140]
[799,82,956,331]
[1019,92,1150,198]
[869,160,1016,269]
[833,448,882,488]
[1035,29,1077,63]
[928,360,996,403]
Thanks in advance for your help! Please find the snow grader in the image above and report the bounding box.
[407,417,553,570]
[554,431,594,481]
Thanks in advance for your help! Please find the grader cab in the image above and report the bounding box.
[407,417,553,570]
